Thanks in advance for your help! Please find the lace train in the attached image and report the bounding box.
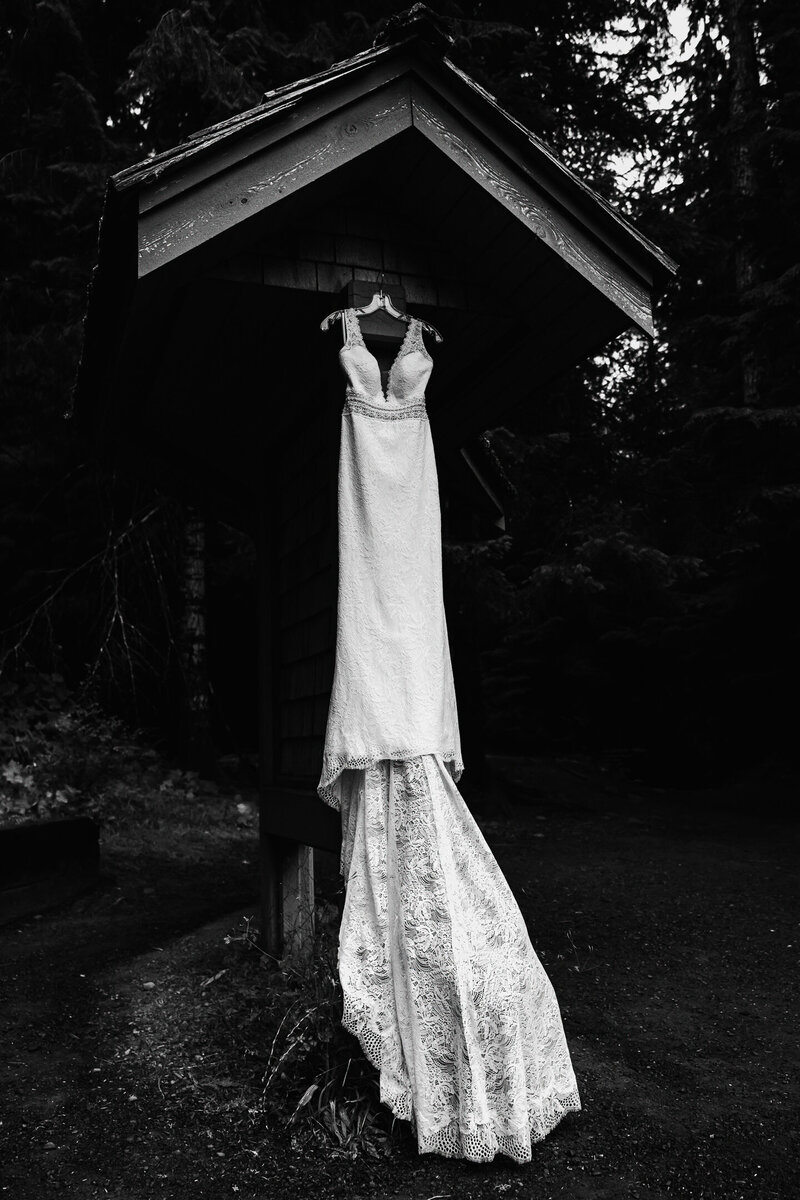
[337,755,581,1163]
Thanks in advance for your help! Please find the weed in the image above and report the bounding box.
[563,928,598,975]
[217,909,400,1158]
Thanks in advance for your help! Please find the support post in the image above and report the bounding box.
[257,473,282,958]
[257,460,317,961]
[281,844,315,959]
[258,830,282,960]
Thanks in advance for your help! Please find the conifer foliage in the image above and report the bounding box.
[1,2,798,776]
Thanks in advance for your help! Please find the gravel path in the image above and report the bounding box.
[1,757,797,1199]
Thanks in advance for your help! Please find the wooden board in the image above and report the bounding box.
[409,81,655,336]
[439,56,675,279]
[138,81,416,277]
[121,47,409,205]
[112,38,673,285]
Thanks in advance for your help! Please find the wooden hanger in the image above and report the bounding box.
[320,275,443,343]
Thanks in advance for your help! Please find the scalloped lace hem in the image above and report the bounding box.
[342,992,581,1163]
[318,750,464,809]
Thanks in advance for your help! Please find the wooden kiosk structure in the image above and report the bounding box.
[74,5,675,954]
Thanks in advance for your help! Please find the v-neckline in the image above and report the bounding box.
[346,308,418,403]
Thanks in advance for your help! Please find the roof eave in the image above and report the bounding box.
[110,33,675,285]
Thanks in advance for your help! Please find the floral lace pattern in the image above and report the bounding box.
[320,308,462,809]
[338,756,582,1163]
[321,311,579,1161]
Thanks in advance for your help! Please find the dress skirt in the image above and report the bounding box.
[321,315,580,1161]
[336,754,582,1163]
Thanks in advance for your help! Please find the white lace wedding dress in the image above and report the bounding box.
[318,308,581,1162]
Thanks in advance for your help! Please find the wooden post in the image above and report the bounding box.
[257,475,282,958]
[281,845,315,959]
[257,456,317,961]
[258,830,282,959]
[178,503,213,776]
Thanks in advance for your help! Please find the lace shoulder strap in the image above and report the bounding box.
[343,308,365,348]
[404,317,429,357]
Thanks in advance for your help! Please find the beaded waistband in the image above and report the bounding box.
[345,391,427,421]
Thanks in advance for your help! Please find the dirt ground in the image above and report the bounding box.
[0,755,798,1199]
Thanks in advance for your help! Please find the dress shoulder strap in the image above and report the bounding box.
[343,308,365,348]
[405,316,430,358]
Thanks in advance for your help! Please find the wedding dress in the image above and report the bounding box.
[318,308,581,1162]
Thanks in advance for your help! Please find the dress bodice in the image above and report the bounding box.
[320,302,462,806]
[339,308,433,410]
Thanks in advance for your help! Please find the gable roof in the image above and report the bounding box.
[113,15,674,282]
[73,4,676,499]
[100,7,673,321]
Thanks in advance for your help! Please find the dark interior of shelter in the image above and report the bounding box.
[102,142,622,772]
[55,3,797,820]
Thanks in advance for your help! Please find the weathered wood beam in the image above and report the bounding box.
[439,57,676,280]
[138,82,415,278]
[112,43,673,288]
[409,79,656,337]
[118,46,410,203]
[280,845,315,960]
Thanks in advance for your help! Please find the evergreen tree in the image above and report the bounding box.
[2,0,798,778]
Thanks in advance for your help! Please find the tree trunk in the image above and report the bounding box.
[179,504,213,775]
[721,0,765,406]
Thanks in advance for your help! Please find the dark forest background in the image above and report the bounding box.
[2,0,799,789]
